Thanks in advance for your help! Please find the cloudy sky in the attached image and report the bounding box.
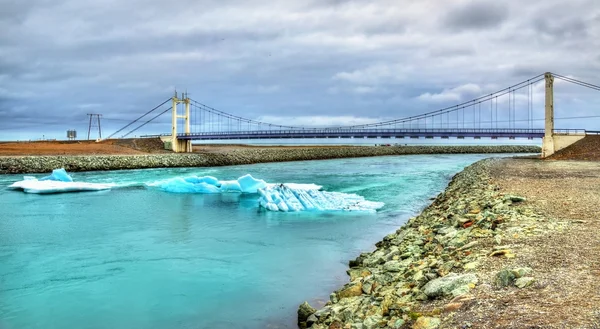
[1,0,600,140]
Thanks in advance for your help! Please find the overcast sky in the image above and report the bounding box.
[1,0,600,140]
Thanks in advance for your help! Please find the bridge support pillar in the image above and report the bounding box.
[542,72,555,158]
[541,72,586,157]
[171,93,192,153]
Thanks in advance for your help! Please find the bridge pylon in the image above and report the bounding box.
[171,92,192,153]
[541,72,585,158]
[542,72,555,157]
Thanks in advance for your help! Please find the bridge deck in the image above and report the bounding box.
[175,129,585,140]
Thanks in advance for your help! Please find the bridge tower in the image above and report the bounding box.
[542,72,555,158]
[171,92,192,153]
[541,72,585,158]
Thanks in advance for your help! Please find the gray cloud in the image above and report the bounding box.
[533,17,588,39]
[443,1,509,31]
[0,0,599,140]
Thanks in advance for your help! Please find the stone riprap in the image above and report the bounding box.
[0,145,540,174]
[297,158,543,329]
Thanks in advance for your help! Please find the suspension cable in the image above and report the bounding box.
[105,98,171,139]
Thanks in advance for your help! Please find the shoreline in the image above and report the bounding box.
[298,157,600,329]
[0,145,540,174]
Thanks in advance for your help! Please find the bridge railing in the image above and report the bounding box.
[178,128,552,137]
[553,129,587,135]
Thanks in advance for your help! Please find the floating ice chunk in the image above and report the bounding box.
[159,178,221,193]
[219,180,242,192]
[183,176,220,186]
[9,179,112,194]
[258,185,384,213]
[148,174,381,212]
[39,168,73,182]
[237,174,267,193]
[9,169,112,194]
[151,174,267,194]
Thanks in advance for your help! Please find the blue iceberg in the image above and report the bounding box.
[258,185,384,213]
[148,174,383,212]
[149,174,267,194]
[158,178,221,193]
[39,168,73,182]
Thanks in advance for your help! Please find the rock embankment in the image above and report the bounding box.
[297,158,546,329]
[0,145,540,174]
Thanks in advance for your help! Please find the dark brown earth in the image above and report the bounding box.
[547,135,600,161]
[0,138,167,155]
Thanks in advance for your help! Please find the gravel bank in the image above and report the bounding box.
[0,145,540,174]
[297,157,589,329]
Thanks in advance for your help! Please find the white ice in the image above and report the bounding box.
[9,169,113,194]
[9,180,114,194]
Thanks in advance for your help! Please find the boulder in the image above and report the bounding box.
[515,276,535,288]
[422,273,478,298]
[511,267,532,278]
[495,269,516,287]
[412,316,441,329]
[298,301,317,328]
[338,283,363,299]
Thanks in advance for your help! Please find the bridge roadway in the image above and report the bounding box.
[176,128,586,140]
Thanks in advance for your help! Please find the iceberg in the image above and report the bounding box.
[258,185,385,213]
[39,168,73,182]
[237,174,267,193]
[149,173,383,212]
[9,169,113,194]
[156,177,221,194]
[149,174,268,194]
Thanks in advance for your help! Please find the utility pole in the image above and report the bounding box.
[87,113,103,140]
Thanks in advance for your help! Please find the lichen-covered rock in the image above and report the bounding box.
[422,273,478,298]
[505,195,527,203]
[495,269,516,288]
[515,276,535,288]
[412,316,441,329]
[511,267,532,278]
[338,283,363,299]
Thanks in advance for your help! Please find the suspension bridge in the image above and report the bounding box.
[105,72,600,157]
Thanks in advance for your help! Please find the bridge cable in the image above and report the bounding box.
[187,74,547,134]
[334,74,546,129]
[551,74,600,92]
[105,98,171,139]
[121,106,171,138]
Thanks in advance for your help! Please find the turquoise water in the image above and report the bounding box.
[1,154,502,329]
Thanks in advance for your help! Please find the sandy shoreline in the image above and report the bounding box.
[298,158,600,329]
[0,145,540,174]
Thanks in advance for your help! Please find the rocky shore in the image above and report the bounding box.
[0,145,540,174]
[297,158,564,329]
